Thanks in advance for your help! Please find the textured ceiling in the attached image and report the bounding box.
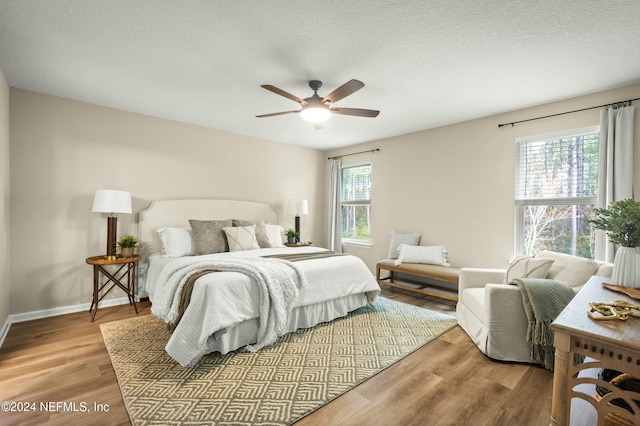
[1,1,640,150]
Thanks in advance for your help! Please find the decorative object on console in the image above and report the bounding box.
[287,199,308,242]
[92,189,132,260]
[610,246,640,289]
[602,282,640,300]
[117,234,139,258]
[588,299,640,321]
[590,198,640,288]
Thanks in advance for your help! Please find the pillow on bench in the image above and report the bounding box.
[388,231,421,258]
[394,244,450,267]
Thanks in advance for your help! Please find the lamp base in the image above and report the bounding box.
[106,216,117,258]
[294,215,300,243]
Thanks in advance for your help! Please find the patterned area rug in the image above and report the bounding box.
[101,297,457,425]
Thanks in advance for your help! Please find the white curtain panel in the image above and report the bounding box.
[595,105,635,261]
[328,158,342,252]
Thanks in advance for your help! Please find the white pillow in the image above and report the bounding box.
[394,244,450,266]
[223,225,260,252]
[233,219,271,248]
[388,231,421,258]
[156,227,193,256]
[505,256,555,284]
[263,224,285,248]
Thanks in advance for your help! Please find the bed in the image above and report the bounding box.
[138,198,381,367]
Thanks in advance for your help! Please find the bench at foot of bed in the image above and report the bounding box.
[375,259,459,302]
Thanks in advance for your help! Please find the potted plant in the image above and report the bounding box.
[285,229,299,244]
[117,234,139,258]
[590,198,640,288]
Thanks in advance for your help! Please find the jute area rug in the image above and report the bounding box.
[101,297,457,425]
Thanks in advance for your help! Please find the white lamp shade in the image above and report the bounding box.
[288,199,308,215]
[92,189,132,214]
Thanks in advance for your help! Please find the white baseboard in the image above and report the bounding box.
[0,297,131,348]
[0,318,11,350]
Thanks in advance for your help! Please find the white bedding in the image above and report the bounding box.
[147,246,380,366]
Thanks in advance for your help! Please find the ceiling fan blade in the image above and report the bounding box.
[331,107,380,118]
[261,85,306,105]
[322,79,365,104]
[255,110,301,118]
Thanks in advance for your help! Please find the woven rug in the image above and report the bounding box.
[101,297,456,425]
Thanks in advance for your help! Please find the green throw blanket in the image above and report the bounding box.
[511,278,576,371]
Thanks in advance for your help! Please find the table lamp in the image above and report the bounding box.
[92,189,132,259]
[287,199,308,242]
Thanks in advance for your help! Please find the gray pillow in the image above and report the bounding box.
[233,219,269,248]
[189,219,233,255]
[388,231,421,258]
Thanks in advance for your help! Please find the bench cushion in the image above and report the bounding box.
[377,259,460,284]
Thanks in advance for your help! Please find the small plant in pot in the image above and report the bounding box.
[590,198,640,287]
[285,229,299,244]
[117,234,139,258]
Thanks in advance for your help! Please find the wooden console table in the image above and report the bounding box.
[550,275,640,425]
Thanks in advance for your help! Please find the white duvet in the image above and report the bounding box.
[147,247,380,366]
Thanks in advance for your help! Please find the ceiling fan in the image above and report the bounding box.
[256,79,380,127]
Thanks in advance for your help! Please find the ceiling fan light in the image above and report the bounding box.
[300,107,331,123]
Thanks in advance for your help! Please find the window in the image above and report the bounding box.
[341,163,372,244]
[515,127,599,258]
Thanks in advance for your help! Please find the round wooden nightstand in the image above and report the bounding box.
[86,255,141,321]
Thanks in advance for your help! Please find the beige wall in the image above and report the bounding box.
[8,83,640,316]
[329,84,640,272]
[0,70,9,327]
[9,89,326,314]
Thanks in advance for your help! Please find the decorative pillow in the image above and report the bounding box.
[536,250,599,288]
[156,227,193,256]
[189,219,233,255]
[263,224,285,248]
[223,225,260,252]
[233,219,270,248]
[388,231,421,258]
[394,244,450,267]
[505,256,555,284]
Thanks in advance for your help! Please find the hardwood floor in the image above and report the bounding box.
[0,288,554,426]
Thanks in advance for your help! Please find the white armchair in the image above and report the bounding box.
[456,250,613,363]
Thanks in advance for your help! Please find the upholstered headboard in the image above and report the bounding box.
[138,198,278,259]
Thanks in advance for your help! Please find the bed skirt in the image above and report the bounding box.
[166,292,369,366]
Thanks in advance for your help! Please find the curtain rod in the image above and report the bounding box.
[497,97,640,128]
[327,148,380,160]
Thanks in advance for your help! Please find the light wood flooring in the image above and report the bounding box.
[0,287,553,426]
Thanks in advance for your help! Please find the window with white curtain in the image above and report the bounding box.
[341,163,372,244]
[515,126,600,257]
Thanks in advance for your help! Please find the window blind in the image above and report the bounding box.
[341,164,372,204]
[515,131,599,204]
